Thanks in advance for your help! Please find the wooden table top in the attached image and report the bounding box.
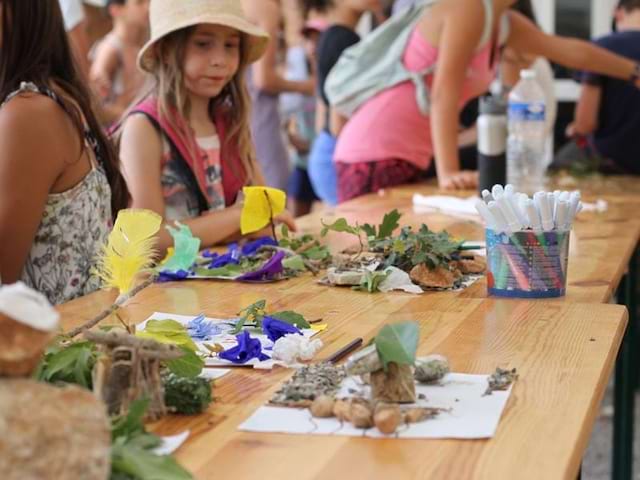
[295,183,640,304]
[56,178,638,480]
[58,284,628,480]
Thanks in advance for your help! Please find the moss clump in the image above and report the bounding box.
[163,373,212,415]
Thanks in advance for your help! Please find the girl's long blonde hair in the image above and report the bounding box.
[150,26,258,184]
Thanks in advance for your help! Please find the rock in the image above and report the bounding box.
[415,354,450,384]
[326,267,365,286]
[345,345,383,376]
[0,379,111,480]
[409,264,459,289]
[454,255,486,274]
[370,362,416,403]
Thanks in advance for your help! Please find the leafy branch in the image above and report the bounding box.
[232,299,310,333]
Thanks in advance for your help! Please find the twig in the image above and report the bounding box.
[84,329,184,360]
[263,190,277,242]
[66,276,156,338]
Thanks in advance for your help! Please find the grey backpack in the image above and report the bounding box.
[324,0,495,117]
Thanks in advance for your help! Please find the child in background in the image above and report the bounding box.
[90,0,150,125]
[241,0,315,191]
[334,0,640,201]
[560,0,640,175]
[303,0,381,206]
[283,18,328,217]
[118,0,296,253]
[0,0,129,304]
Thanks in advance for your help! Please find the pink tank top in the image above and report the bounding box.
[335,26,500,169]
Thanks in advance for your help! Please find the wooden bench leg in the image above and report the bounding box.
[613,246,638,480]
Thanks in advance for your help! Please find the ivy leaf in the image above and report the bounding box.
[320,218,360,237]
[270,311,311,329]
[165,347,204,378]
[360,224,377,238]
[377,209,402,239]
[136,320,198,353]
[282,255,306,272]
[354,270,389,293]
[392,239,406,254]
[374,322,419,369]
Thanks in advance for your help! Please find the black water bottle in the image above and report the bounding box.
[477,95,507,194]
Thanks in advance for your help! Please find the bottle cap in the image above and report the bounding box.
[479,94,507,115]
[520,69,536,80]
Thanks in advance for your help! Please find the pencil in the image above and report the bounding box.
[327,338,364,364]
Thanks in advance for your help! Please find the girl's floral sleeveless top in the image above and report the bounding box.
[1,82,112,305]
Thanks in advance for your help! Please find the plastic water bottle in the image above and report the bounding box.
[477,94,507,194]
[507,69,547,194]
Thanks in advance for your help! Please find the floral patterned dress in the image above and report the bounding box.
[1,82,113,305]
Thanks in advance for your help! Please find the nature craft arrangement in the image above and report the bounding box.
[240,322,518,439]
[319,210,486,293]
[474,184,583,298]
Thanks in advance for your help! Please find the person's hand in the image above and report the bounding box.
[274,210,297,232]
[438,171,478,190]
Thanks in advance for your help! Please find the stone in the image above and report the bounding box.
[0,379,111,480]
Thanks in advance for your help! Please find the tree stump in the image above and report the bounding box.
[0,379,111,480]
[370,362,416,403]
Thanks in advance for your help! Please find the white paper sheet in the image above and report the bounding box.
[199,368,231,380]
[154,431,190,456]
[239,373,513,439]
[412,194,482,219]
[138,312,319,369]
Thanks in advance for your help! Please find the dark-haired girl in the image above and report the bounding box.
[303,0,381,205]
[0,0,129,304]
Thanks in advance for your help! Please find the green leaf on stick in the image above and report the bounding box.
[136,320,198,353]
[165,347,204,378]
[374,322,419,370]
[270,311,311,329]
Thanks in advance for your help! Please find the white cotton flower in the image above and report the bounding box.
[272,334,323,364]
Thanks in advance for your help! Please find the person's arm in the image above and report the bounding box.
[507,11,640,85]
[424,1,484,190]
[329,110,349,137]
[90,41,119,101]
[68,21,91,79]
[243,0,314,96]
[567,84,602,136]
[120,114,248,252]
[0,97,67,283]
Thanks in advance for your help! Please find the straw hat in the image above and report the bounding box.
[138,0,270,72]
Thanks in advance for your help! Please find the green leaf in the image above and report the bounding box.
[193,264,243,278]
[282,255,306,272]
[302,245,331,261]
[355,270,389,293]
[270,311,311,329]
[136,320,198,353]
[234,300,267,333]
[374,322,419,369]
[111,399,150,441]
[165,347,204,378]
[392,239,406,254]
[280,224,290,239]
[320,218,360,237]
[35,341,96,389]
[111,440,193,480]
[361,224,377,238]
[377,209,402,239]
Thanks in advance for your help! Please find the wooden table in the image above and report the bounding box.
[56,179,639,480]
[59,285,627,480]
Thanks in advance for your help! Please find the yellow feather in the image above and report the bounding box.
[240,187,286,235]
[95,209,163,295]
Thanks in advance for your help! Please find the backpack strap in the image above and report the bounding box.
[131,99,210,214]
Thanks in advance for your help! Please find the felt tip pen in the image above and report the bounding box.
[524,199,543,232]
[492,184,505,200]
[555,200,570,231]
[488,201,511,234]
[535,192,554,231]
[474,198,497,229]
[547,192,556,223]
[519,195,532,229]
[481,189,495,204]
[569,191,581,222]
[497,197,521,232]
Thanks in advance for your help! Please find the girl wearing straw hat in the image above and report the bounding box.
[118,0,296,253]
